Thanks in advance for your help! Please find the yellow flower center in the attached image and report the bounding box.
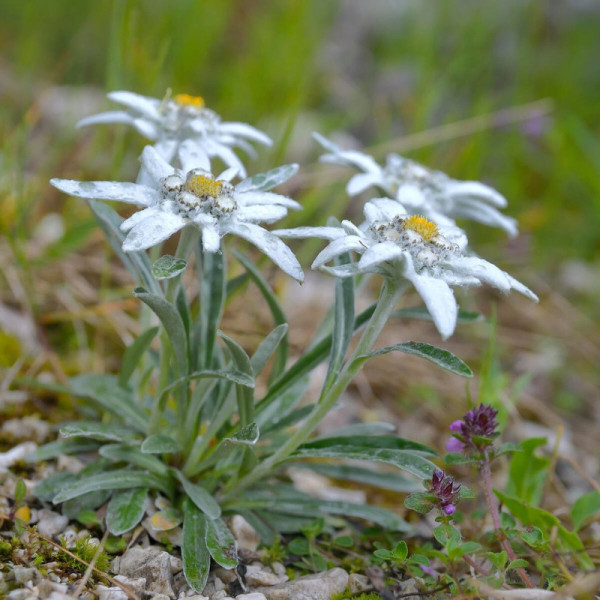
[173,94,205,108]
[186,174,222,198]
[402,215,438,242]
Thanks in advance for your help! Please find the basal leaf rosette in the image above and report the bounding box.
[77,90,272,177]
[276,198,537,339]
[50,146,304,282]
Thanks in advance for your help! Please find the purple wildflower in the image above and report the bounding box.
[446,436,465,453]
[447,403,499,453]
[429,470,461,516]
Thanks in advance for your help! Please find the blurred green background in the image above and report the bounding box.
[2,0,600,261]
[1,0,599,417]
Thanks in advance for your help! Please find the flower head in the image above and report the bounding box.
[429,470,461,516]
[446,404,499,453]
[77,91,272,177]
[275,198,537,338]
[314,133,518,236]
[50,146,303,282]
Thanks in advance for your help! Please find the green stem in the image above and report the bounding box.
[150,226,199,434]
[480,454,534,589]
[222,279,405,499]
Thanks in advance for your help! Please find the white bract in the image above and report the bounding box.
[50,146,304,282]
[276,198,537,338]
[314,133,518,236]
[77,91,272,177]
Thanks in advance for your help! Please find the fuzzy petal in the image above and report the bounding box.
[120,206,163,232]
[451,200,518,237]
[449,256,512,292]
[403,256,458,339]
[321,263,363,278]
[219,122,272,145]
[340,220,363,237]
[312,132,344,153]
[107,91,161,120]
[140,146,176,184]
[321,149,382,175]
[347,173,380,196]
[396,184,427,210]
[237,191,300,210]
[273,226,345,241]
[505,274,539,302]
[201,224,221,252]
[122,212,186,252]
[224,222,304,282]
[177,140,211,172]
[237,205,288,224]
[217,166,240,183]
[445,181,507,208]
[364,198,408,224]
[153,139,178,164]
[357,241,403,271]
[132,118,159,140]
[205,140,246,178]
[50,178,159,206]
[312,235,366,269]
[76,111,134,128]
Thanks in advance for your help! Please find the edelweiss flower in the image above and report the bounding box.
[77,91,272,177]
[314,133,518,236]
[50,146,303,282]
[275,199,537,338]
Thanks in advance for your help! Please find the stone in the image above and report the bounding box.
[12,566,38,584]
[46,593,73,600]
[1,417,49,443]
[215,568,237,584]
[114,574,147,592]
[236,594,268,600]
[271,563,286,577]
[170,555,183,574]
[244,566,285,586]
[255,568,348,600]
[36,579,67,597]
[118,546,175,597]
[213,591,229,600]
[0,442,37,473]
[56,454,85,473]
[36,509,69,538]
[96,586,128,600]
[8,590,35,600]
[347,573,372,594]
[229,515,260,552]
[397,578,421,596]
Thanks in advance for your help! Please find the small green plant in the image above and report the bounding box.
[330,591,382,600]
[29,88,538,592]
[58,535,111,577]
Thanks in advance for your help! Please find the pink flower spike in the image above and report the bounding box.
[449,419,464,432]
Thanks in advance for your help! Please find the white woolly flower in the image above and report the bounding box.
[275,198,537,338]
[314,133,519,237]
[77,91,272,178]
[50,146,303,282]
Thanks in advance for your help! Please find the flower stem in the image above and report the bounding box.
[150,226,199,434]
[480,455,535,588]
[223,279,405,500]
